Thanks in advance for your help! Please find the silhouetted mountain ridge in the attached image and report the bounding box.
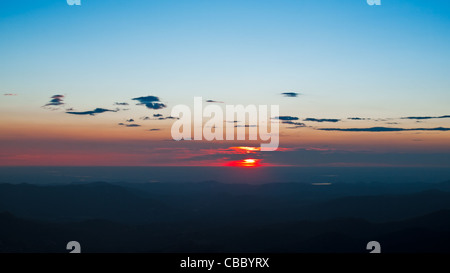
[2,181,450,252]
[0,182,173,223]
[2,210,450,253]
[2,181,450,223]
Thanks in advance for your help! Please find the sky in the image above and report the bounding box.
[0,0,449,167]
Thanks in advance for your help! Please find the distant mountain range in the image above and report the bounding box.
[2,209,450,253]
[1,181,450,252]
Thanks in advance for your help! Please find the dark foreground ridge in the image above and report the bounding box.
[1,181,450,253]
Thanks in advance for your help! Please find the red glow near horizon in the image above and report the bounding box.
[225,158,262,167]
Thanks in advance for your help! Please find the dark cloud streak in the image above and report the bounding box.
[347,117,370,121]
[401,115,450,120]
[275,116,299,121]
[118,123,141,127]
[283,121,306,128]
[281,92,300,97]
[304,118,340,123]
[43,95,65,107]
[66,108,117,116]
[132,96,167,110]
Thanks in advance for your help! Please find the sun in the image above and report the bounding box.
[243,159,256,164]
[225,158,262,167]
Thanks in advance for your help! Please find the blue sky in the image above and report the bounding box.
[1,0,449,115]
[0,0,449,166]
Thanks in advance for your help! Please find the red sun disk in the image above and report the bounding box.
[225,158,262,167]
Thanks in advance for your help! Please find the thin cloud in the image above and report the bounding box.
[114,102,129,106]
[43,95,65,107]
[66,108,117,116]
[4,93,18,96]
[148,128,161,131]
[272,117,306,128]
[304,118,340,123]
[318,127,450,132]
[235,125,257,127]
[126,119,135,122]
[206,99,224,103]
[118,123,141,127]
[157,116,179,120]
[132,96,167,110]
[283,121,306,128]
[401,115,450,120]
[347,117,370,121]
[140,114,178,120]
[281,92,300,97]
